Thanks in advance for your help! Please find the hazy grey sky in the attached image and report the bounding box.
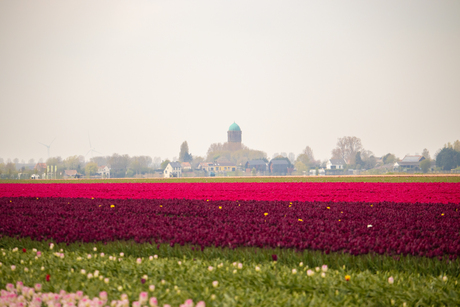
[1,0,459,163]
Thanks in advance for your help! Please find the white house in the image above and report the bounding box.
[326,159,346,170]
[97,166,111,178]
[164,162,182,178]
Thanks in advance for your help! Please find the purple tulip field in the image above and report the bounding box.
[1,181,460,306]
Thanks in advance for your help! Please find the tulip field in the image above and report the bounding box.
[1,180,460,306]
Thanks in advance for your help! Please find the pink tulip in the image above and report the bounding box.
[149,297,158,307]
[139,292,148,304]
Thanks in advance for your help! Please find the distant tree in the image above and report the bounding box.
[453,140,460,152]
[38,158,44,163]
[420,159,431,173]
[130,156,153,174]
[108,154,130,178]
[361,150,377,170]
[85,162,98,177]
[64,155,81,170]
[28,158,35,165]
[422,148,431,160]
[91,156,108,166]
[272,153,279,159]
[355,152,364,167]
[301,146,316,166]
[332,136,363,165]
[5,162,16,179]
[251,167,257,176]
[206,142,266,166]
[46,157,62,166]
[161,159,171,170]
[13,158,19,164]
[179,141,193,162]
[126,169,135,177]
[434,149,441,161]
[436,147,460,170]
[382,153,396,165]
[0,158,3,164]
[192,156,204,169]
[280,152,287,158]
[295,161,308,175]
[296,154,310,167]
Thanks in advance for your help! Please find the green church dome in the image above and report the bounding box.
[229,122,241,131]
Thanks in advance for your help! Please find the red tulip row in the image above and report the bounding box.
[1,197,459,258]
[1,182,460,203]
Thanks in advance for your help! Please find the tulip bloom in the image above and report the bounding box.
[139,292,148,304]
[345,275,351,281]
[149,297,158,307]
[46,275,50,282]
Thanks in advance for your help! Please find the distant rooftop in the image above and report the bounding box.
[401,155,424,163]
[228,122,241,131]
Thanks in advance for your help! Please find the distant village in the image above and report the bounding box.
[1,123,459,179]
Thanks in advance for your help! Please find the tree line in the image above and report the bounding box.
[1,138,459,179]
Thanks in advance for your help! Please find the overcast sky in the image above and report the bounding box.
[1,0,459,163]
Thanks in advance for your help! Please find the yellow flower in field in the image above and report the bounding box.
[345,275,351,281]
[160,205,162,207]
[219,206,222,209]
[264,213,268,216]
[338,220,341,222]
[298,219,303,222]
[111,205,115,208]
[289,205,291,207]
[327,207,330,209]
[441,213,444,216]
[92,197,94,200]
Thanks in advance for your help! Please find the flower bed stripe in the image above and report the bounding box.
[2,197,459,258]
[1,182,460,203]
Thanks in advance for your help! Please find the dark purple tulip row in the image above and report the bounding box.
[1,197,459,258]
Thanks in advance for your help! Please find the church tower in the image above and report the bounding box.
[227,122,242,147]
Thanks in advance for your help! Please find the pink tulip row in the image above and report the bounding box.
[1,182,459,203]
[1,281,204,307]
[1,197,459,257]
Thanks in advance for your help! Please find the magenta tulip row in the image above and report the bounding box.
[1,197,459,258]
[1,182,460,203]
